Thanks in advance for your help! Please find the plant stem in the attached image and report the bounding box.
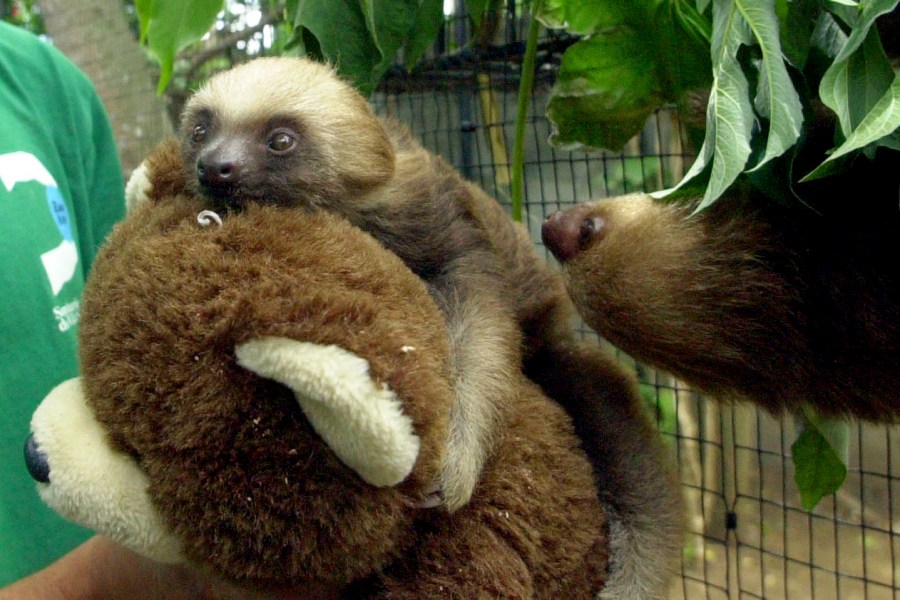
[510,0,543,223]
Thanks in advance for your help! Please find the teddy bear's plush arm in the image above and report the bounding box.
[235,336,421,487]
[27,378,184,564]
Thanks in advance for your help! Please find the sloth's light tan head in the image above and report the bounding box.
[181,56,395,212]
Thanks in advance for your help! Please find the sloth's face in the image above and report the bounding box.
[179,57,396,216]
[180,107,322,212]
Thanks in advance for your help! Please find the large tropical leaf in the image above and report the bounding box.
[542,0,711,152]
[293,0,381,94]
[137,0,224,93]
[546,31,664,151]
[665,0,755,211]
[404,0,445,69]
[805,74,900,180]
[738,0,803,169]
[295,0,443,96]
[819,0,899,136]
[539,0,635,34]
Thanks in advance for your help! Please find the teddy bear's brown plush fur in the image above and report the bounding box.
[69,188,609,596]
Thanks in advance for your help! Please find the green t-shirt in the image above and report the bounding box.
[0,22,125,585]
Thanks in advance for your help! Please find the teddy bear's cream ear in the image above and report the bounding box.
[124,161,152,212]
[236,337,421,487]
[28,378,184,564]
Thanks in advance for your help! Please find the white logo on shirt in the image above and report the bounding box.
[53,299,81,332]
[0,151,78,295]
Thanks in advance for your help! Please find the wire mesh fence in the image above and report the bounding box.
[373,7,900,599]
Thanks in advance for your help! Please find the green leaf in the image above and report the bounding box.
[537,0,638,34]
[360,0,381,51]
[544,1,711,152]
[649,168,710,201]
[538,0,711,84]
[823,1,859,29]
[363,0,424,77]
[546,30,663,151]
[804,74,900,179]
[667,0,755,211]
[294,26,325,60]
[877,129,900,151]
[737,0,803,170]
[826,30,894,138]
[140,0,225,93]
[135,0,153,44]
[656,1,714,96]
[296,0,435,94]
[284,0,299,21]
[405,0,445,68]
[673,0,713,42]
[777,0,818,68]
[792,416,848,511]
[294,0,381,94]
[819,0,899,135]
[807,11,847,70]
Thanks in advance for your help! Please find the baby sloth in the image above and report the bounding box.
[180,57,522,513]
[167,56,682,599]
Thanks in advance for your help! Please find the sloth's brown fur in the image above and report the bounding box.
[550,184,900,421]
[542,21,900,422]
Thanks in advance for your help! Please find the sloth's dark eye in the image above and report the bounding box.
[578,217,605,248]
[268,131,296,153]
[191,125,207,144]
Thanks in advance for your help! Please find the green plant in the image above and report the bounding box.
[536,0,899,212]
[792,412,849,511]
[135,0,224,92]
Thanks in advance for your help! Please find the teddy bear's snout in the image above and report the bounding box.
[24,433,50,483]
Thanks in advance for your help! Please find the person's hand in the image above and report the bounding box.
[0,535,340,599]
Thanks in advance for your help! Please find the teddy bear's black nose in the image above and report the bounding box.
[24,433,50,483]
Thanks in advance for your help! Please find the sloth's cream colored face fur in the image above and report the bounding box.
[179,56,395,212]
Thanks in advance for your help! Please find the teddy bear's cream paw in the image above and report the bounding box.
[235,336,421,487]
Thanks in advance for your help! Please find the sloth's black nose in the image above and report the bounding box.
[197,157,242,187]
[24,433,50,483]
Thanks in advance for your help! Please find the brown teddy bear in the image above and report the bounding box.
[26,187,612,597]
